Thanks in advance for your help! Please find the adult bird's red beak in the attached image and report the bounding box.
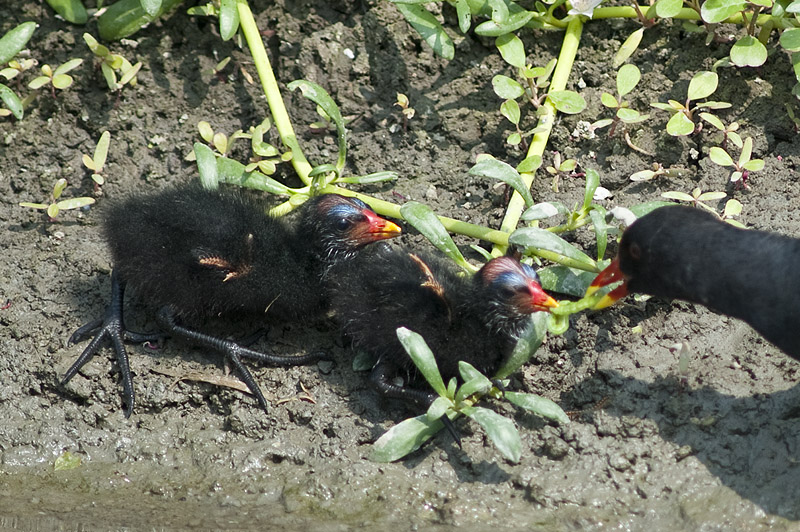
[585,257,629,309]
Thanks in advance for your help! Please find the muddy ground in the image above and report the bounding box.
[3,0,800,530]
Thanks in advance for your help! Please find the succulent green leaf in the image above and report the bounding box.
[194,142,219,190]
[547,90,586,114]
[687,71,718,101]
[614,27,644,67]
[93,131,111,171]
[616,64,640,97]
[509,227,597,270]
[505,391,570,424]
[458,360,489,384]
[140,0,163,16]
[629,201,673,217]
[19,202,49,210]
[53,178,69,199]
[600,92,618,108]
[56,197,96,210]
[617,108,647,123]
[0,22,36,66]
[697,191,726,201]
[739,136,753,166]
[45,0,88,24]
[521,201,566,221]
[462,406,521,463]
[51,74,74,89]
[98,0,184,41]
[507,132,522,145]
[516,155,543,173]
[699,112,724,130]
[28,76,51,90]
[724,198,743,218]
[100,62,117,89]
[474,10,534,36]
[370,414,444,462]
[730,35,767,67]
[216,156,292,194]
[743,159,764,171]
[469,158,534,207]
[780,28,800,51]
[339,171,398,184]
[655,0,683,17]
[427,396,452,421]
[47,203,60,219]
[709,146,735,166]
[700,0,747,22]
[661,191,695,202]
[456,0,472,33]
[288,80,347,172]
[395,3,455,60]
[492,74,524,99]
[219,0,240,40]
[54,451,82,471]
[582,168,600,211]
[666,112,695,136]
[537,265,598,297]
[500,99,520,125]
[630,169,656,181]
[397,327,446,397]
[455,374,493,403]
[400,201,470,269]
[495,33,526,68]
[495,313,548,379]
[0,83,23,119]
[589,206,608,260]
[118,62,142,86]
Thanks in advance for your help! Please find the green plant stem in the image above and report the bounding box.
[592,5,792,27]
[236,0,313,186]
[493,16,584,256]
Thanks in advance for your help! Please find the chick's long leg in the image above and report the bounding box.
[63,270,162,418]
[369,360,462,447]
[155,307,325,411]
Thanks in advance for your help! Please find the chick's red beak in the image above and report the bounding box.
[586,257,629,309]
[355,209,402,244]
[525,280,559,312]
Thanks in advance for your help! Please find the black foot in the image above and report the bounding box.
[156,307,325,412]
[369,360,462,448]
[63,271,162,418]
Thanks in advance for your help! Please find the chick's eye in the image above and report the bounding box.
[335,218,353,231]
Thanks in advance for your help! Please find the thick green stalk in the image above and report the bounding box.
[236,0,313,185]
[493,17,584,256]
[592,5,793,27]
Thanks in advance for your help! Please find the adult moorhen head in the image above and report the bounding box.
[587,205,800,358]
[328,248,558,411]
[64,184,401,416]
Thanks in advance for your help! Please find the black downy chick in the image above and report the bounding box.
[65,184,401,416]
[587,205,800,358]
[328,249,558,410]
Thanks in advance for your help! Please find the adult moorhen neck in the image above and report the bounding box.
[587,205,800,358]
[64,184,401,416]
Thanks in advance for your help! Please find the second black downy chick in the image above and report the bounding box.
[65,184,401,416]
[327,249,558,409]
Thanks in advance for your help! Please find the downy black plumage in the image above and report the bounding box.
[327,248,558,409]
[588,205,800,358]
[65,184,401,416]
